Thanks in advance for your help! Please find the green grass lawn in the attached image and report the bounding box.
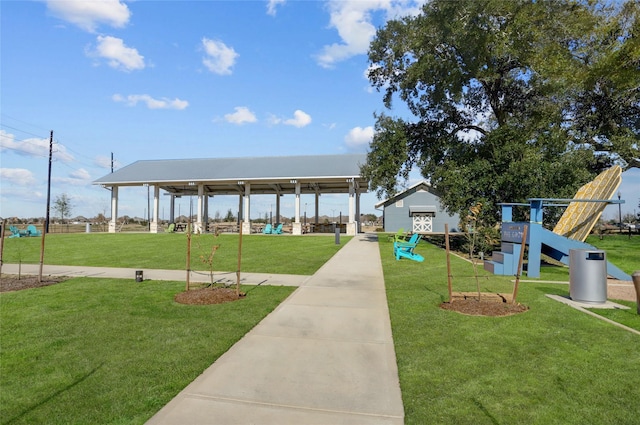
[1,233,351,275]
[0,278,295,424]
[587,234,640,273]
[528,234,640,282]
[2,233,638,424]
[379,236,640,425]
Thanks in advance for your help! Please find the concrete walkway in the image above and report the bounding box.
[1,264,309,287]
[146,233,404,424]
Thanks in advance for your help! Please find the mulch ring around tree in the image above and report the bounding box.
[440,298,529,317]
[174,287,246,305]
[1,274,246,306]
[0,274,68,292]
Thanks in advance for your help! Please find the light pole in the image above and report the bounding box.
[618,191,622,232]
[331,209,336,233]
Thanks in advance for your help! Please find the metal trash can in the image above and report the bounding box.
[569,249,607,304]
[135,270,143,282]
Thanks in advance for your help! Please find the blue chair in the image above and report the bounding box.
[393,233,424,262]
[9,225,28,238]
[27,225,42,237]
[272,223,283,234]
[262,224,273,234]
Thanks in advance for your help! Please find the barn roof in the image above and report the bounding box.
[374,180,437,209]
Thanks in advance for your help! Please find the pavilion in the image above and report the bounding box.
[93,153,369,235]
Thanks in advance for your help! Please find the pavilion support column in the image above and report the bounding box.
[169,195,175,223]
[242,183,252,234]
[347,179,357,236]
[314,192,320,226]
[203,195,209,233]
[275,194,281,225]
[108,186,118,233]
[195,184,203,233]
[356,190,361,233]
[150,185,160,233]
[238,193,243,228]
[292,181,302,235]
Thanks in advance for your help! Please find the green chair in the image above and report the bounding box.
[390,228,409,242]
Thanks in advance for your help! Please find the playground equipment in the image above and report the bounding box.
[484,166,631,281]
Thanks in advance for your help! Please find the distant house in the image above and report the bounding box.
[375,181,460,234]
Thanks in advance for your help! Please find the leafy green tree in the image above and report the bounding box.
[363,0,639,223]
[53,194,73,224]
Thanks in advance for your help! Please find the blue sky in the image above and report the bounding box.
[1,0,638,222]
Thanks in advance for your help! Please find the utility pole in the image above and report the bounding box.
[39,130,53,282]
[111,152,114,173]
[44,131,53,234]
[618,191,622,233]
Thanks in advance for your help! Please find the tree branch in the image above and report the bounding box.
[453,125,489,136]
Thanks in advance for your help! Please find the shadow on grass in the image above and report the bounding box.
[472,398,501,425]
[535,285,567,297]
[6,363,104,425]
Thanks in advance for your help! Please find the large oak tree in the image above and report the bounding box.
[363,0,639,223]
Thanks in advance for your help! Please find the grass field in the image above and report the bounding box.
[0,279,295,424]
[379,236,640,424]
[1,233,638,424]
[1,233,352,275]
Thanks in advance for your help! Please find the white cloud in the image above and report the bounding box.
[0,130,75,163]
[0,168,37,186]
[267,0,286,16]
[345,126,374,149]
[94,155,121,170]
[90,35,145,72]
[202,38,238,75]
[268,110,312,127]
[283,110,312,128]
[316,0,426,68]
[112,94,189,110]
[70,168,91,180]
[46,0,131,33]
[224,107,257,125]
[324,122,337,130]
[51,168,92,187]
[52,177,87,186]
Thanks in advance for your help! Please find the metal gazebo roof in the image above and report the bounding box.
[93,153,368,196]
